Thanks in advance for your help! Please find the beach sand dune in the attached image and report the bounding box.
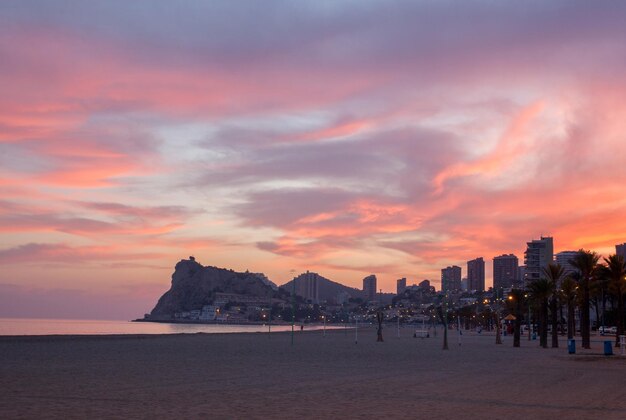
[1,327,625,419]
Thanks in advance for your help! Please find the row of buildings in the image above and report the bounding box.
[436,238,626,294]
[285,239,626,303]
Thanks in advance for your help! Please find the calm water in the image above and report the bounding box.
[0,318,336,336]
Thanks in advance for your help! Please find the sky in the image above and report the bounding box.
[1,0,626,320]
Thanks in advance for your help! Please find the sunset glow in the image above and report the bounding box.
[2,1,626,319]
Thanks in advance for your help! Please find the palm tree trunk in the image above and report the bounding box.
[602,289,607,330]
[594,299,600,333]
[550,296,558,348]
[616,293,624,348]
[581,283,591,349]
[567,301,574,340]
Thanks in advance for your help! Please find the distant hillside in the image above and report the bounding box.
[149,258,275,317]
[280,272,365,303]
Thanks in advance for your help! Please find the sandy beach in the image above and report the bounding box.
[1,327,625,419]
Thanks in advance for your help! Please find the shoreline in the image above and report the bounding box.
[0,325,339,341]
[0,318,350,338]
[133,317,324,326]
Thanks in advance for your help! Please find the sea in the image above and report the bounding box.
[0,318,337,336]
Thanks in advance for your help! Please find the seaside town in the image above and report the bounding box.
[4,2,626,418]
[147,237,626,351]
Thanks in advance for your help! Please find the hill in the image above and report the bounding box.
[149,257,275,318]
[280,272,365,303]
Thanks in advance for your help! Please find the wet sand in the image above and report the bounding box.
[1,327,625,419]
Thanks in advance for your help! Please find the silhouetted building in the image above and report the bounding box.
[397,278,406,295]
[441,266,462,292]
[418,279,431,290]
[616,243,626,260]
[518,266,526,286]
[493,254,519,291]
[363,275,377,301]
[467,257,485,292]
[555,250,579,278]
[294,271,320,303]
[524,236,553,286]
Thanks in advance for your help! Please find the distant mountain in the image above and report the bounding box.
[280,272,365,303]
[149,257,275,317]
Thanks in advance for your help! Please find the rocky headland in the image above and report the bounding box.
[147,257,275,319]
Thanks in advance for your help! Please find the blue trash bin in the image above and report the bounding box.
[568,339,575,354]
[604,340,613,356]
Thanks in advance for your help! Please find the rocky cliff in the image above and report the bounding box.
[149,258,275,317]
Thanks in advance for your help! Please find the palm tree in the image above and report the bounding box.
[528,279,552,348]
[596,254,626,347]
[542,263,565,348]
[570,249,600,349]
[560,276,578,340]
[590,276,608,332]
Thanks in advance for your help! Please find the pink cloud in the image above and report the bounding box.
[432,101,546,193]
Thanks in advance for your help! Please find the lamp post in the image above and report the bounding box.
[525,293,531,341]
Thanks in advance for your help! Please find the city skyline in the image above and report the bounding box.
[2,1,626,319]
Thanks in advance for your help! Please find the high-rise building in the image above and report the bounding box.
[467,257,485,292]
[616,243,626,260]
[518,266,526,285]
[493,254,519,291]
[397,278,406,295]
[294,271,320,303]
[441,266,462,292]
[524,236,554,286]
[363,275,377,301]
[555,250,579,278]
